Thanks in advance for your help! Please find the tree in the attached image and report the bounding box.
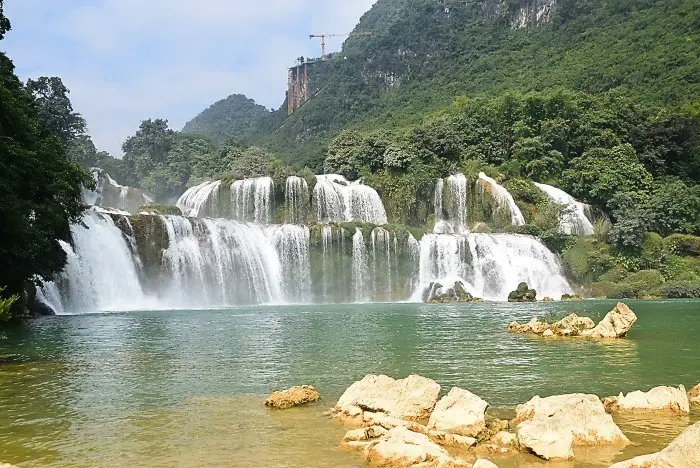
[26,76,86,146]
[0,2,93,317]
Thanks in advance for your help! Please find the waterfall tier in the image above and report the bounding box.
[313,175,388,225]
[40,212,572,313]
[477,173,526,227]
[534,183,595,236]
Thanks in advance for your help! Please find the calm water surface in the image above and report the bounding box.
[0,300,698,467]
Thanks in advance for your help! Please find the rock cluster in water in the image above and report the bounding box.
[509,302,637,338]
[689,382,700,405]
[602,385,690,414]
[323,374,700,466]
[507,282,536,302]
[425,281,484,304]
[264,385,321,409]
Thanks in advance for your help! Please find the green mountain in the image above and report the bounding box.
[182,93,280,144]
[185,0,700,169]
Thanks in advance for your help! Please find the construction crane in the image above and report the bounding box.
[309,32,372,60]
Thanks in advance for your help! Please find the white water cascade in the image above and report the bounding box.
[39,211,156,313]
[177,181,222,217]
[231,177,274,224]
[352,229,371,303]
[477,173,526,226]
[161,216,283,307]
[285,176,310,224]
[534,183,595,236]
[314,175,388,225]
[434,174,469,233]
[413,233,572,301]
[269,224,311,303]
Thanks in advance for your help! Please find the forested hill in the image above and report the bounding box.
[184,0,700,169]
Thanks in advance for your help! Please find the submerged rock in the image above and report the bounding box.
[427,387,489,437]
[362,427,467,467]
[426,281,484,303]
[514,393,629,460]
[331,374,441,421]
[610,421,700,467]
[264,385,320,409]
[507,282,537,302]
[689,382,700,405]
[509,303,635,338]
[580,302,637,338]
[603,385,690,414]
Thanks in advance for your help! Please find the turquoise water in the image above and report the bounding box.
[0,300,698,466]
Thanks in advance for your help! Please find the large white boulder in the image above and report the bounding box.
[580,302,637,338]
[688,382,700,405]
[514,393,629,460]
[610,421,700,467]
[603,385,690,414]
[472,460,499,468]
[332,374,441,421]
[426,387,489,437]
[362,427,467,467]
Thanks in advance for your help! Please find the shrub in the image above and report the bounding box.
[663,234,700,257]
[0,287,19,321]
[661,281,700,299]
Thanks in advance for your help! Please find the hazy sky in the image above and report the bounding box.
[2,0,378,155]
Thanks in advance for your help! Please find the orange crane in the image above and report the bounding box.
[309,32,372,60]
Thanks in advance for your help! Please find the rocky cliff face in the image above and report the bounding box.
[480,0,557,28]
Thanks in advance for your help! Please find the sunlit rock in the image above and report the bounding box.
[264,385,320,409]
[610,421,700,467]
[362,427,467,467]
[427,387,489,437]
[689,382,700,405]
[472,460,499,468]
[514,394,629,460]
[603,385,690,414]
[580,303,638,338]
[331,374,440,422]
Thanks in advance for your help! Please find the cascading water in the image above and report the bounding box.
[39,211,156,313]
[433,174,469,233]
[177,181,222,217]
[352,229,370,303]
[314,175,388,225]
[370,227,393,301]
[231,177,274,224]
[534,183,595,236]
[285,176,310,224]
[477,173,526,226]
[161,216,282,307]
[413,233,572,301]
[269,224,311,303]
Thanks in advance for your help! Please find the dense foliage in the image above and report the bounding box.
[0,1,93,318]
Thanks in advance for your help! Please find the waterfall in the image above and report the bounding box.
[433,174,468,233]
[352,229,370,303]
[413,233,572,301]
[84,168,152,214]
[370,227,393,301]
[285,176,310,224]
[477,173,525,226]
[161,216,282,306]
[314,175,388,225]
[534,183,595,236]
[177,181,222,217]
[39,211,155,313]
[269,224,311,303]
[231,177,274,224]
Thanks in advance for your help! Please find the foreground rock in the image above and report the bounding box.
[689,382,700,405]
[330,374,441,422]
[514,394,629,460]
[509,302,636,338]
[427,387,489,437]
[610,421,700,467]
[264,385,320,409]
[603,385,690,414]
[1,464,19,468]
[472,460,498,468]
[362,427,467,467]
[508,282,536,302]
[580,302,637,338]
